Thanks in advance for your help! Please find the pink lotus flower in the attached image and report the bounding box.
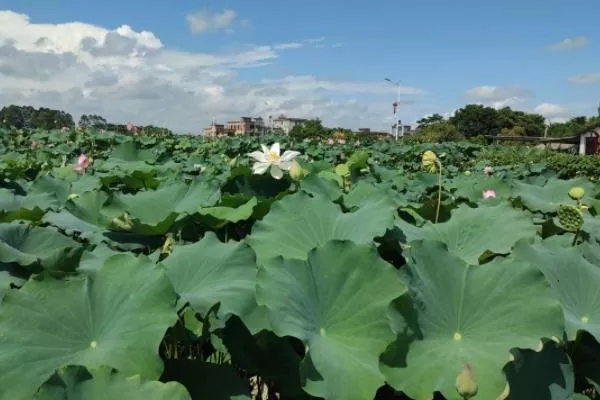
[326,138,334,145]
[61,127,69,133]
[337,139,346,144]
[126,122,139,135]
[31,140,38,149]
[73,154,90,173]
[483,166,493,176]
[355,140,360,146]
[482,189,496,199]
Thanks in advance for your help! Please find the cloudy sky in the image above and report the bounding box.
[0,0,599,133]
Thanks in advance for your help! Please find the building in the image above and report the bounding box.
[203,116,266,137]
[578,124,600,155]
[269,115,308,134]
[391,123,412,136]
[202,122,225,138]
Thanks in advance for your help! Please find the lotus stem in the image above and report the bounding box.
[572,230,579,247]
[435,162,442,224]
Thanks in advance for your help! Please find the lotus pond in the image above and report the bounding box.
[1,129,600,400]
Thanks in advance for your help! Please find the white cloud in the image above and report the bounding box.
[533,103,571,122]
[0,10,425,132]
[465,84,532,108]
[186,9,238,34]
[568,72,600,84]
[545,36,590,51]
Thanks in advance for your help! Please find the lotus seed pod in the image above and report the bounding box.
[335,163,351,178]
[558,204,584,232]
[568,186,585,201]
[422,150,439,173]
[455,364,478,399]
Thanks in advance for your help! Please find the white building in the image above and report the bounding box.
[579,125,600,155]
[269,115,308,134]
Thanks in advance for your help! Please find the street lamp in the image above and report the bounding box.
[384,78,402,140]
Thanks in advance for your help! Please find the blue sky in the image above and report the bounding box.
[0,0,598,131]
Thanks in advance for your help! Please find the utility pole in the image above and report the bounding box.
[385,78,402,140]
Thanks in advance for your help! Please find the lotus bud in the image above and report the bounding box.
[464,170,471,176]
[557,204,584,232]
[455,364,478,399]
[289,159,303,181]
[161,235,175,255]
[568,186,585,201]
[422,150,439,173]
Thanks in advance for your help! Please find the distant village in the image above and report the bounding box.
[202,114,413,138]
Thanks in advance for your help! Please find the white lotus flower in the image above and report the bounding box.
[248,142,300,180]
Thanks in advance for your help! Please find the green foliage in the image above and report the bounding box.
[449,104,545,137]
[1,128,600,399]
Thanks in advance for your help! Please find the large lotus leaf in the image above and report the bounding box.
[343,180,402,209]
[582,213,600,244]
[0,271,24,301]
[77,244,126,274]
[512,177,596,213]
[446,174,512,204]
[161,232,257,324]
[0,188,58,222]
[513,240,600,341]
[197,196,257,227]
[299,173,343,202]
[108,140,157,162]
[256,241,406,400]
[0,222,83,271]
[112,181,220,227]
[396,202,537,264]
[35,365,191,400]
[381,240,563,400]
[27,175,71,203]
[0,253,178,400]
[248,191,395,262]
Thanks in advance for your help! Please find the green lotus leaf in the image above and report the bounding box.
[381,240,563,400]
[161,232,257,325]
[77,244,126,274]
[256,241,406,400]
[512,178,596,214]
[396,202,537,264]
[35,365,191,400]
[248,191,395,262]
[0,222,83,271]
[197,196,258,226]
[108,140,158,162]
[0,253,178,400]
[513,240,600,341]
[0,188,57,222]
[112,181,220,229]
[446,174,512,204]
[299,173,343,202]
[0,271,24,301]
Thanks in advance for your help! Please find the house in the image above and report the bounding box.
[269,115,308,134]
[578,125,600,155]
[204,116,266,137]
[391,123,412,136]
[202,122,225,138]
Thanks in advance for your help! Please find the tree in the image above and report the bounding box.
[416,113,445,129]
[449,104,501,137]
[289,119,328,139]
[415,122,463,142]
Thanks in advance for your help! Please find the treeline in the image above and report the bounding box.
[0,105,173,136]
[413,104,600,142]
